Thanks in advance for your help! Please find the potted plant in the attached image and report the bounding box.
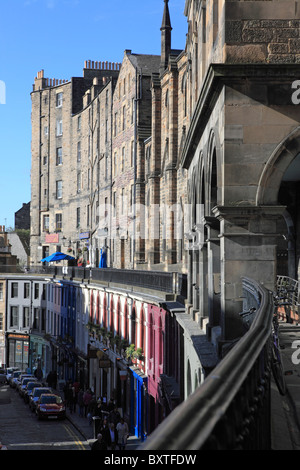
[125,344,136,361]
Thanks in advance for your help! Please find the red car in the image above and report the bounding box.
[36,394,66,420]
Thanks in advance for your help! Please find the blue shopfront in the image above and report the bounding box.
[130,366,148,442]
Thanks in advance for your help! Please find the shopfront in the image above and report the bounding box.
[130,366,147,441]
[7,333,29,370]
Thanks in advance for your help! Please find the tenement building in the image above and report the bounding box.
[30,1,189,275]
[25,0,300,441]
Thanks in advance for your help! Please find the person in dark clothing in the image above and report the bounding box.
[46,371,53,388]
[91,433,107,451]
[107,398,115,412]
[100,419,111,448]
[52,371,57,390]
[109,406,121,426]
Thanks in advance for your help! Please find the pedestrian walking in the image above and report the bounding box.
[52,371,57,390]
[100,418,111,448]
[116,418,129,451]
[87,394,97,424]
[46,371,53,388]
[83,388,92,417]
[77,388,84,417]
[91,433,107,451]
[109,406,121,426]
[108,423,118,450]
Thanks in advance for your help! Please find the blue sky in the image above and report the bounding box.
[0,0,187,229]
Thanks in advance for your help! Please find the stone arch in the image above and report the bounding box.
[256,126,300,206]
[206,130,220,214]
[205,129,221,332]
[256,127,300,279]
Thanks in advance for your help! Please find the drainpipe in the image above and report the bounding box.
[133,69,138,270]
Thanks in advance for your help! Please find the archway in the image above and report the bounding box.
[257,128,300,281]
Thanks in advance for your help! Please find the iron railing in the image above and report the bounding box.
[26,265,187,297]
[140,278,274,450]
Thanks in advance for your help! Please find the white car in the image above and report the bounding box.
[5,367,19,384]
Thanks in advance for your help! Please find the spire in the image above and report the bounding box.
[160,0,172,75]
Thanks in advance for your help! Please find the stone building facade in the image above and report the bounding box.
[30,64,120,266]
[182,0,300,353]
[28,0,300,432]
[30,1,189,276]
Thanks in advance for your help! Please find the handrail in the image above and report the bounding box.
[26,265,187,297]
[141,278,273,450]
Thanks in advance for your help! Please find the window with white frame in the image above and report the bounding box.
[56,119,63,136]
[10,306,18,328]
[24,283,30,299]
[43,214,49,232]
[56,147,62,165]
[11,283,18,298]
[56,92,63,107]
[76,207,80,228]
[23,307,30,329]
[77,172,81,192]
[77,141,81,162]
[56,180,62,199]
[55,213,62,232]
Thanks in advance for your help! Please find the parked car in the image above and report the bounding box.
[15,374,34,392]
[36,394,66,420]
[23,381,43,403]
[29,387,53,412]
[10,371,23,388]
[18,377,38,397]
[0,374,6,385]
[5,367,19,384]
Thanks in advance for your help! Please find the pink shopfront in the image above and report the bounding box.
[146,304,167,434]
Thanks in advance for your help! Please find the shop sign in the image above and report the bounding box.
[45,233,59,243]
[99,360,111,368]
[79,232,90,239]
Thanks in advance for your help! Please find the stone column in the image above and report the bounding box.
[213,205,286,342]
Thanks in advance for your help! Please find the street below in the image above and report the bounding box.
[0,383,90,450]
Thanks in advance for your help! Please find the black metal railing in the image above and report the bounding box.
[140,277,274,450]
[27,265,187,297]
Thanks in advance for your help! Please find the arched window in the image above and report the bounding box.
[102,294,107,328]
[110,296,114,334]
[96,292,100,324]
[140,307,146,352]
[90,290,94,322]
[131,305,136,346]
[123,301,128,341]
[116,298,121,336]
[158,316,162,365]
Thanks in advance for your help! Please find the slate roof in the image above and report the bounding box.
[127,53,161,75]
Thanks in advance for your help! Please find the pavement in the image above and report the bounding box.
[271,321,300,450]
[60,400,142,450]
